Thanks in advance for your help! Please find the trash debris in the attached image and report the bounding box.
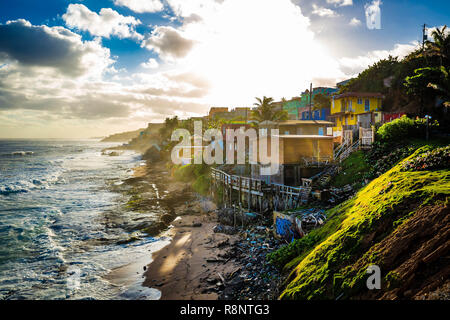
[213,224,238,235]
[216,207,262,228]
[218,225,283,300]
[273,208,327,241]
[272,211,297,243]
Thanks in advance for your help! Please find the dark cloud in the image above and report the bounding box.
[70,95,132,119]
[0,19,108,76]
[138,87,208,98]
[183,14,203,24]
[142,26,195,60]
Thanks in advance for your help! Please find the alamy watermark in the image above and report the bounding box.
[170,121,280,175]
[366,265,381,290]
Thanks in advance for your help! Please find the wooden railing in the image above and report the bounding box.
[211,168,310,199]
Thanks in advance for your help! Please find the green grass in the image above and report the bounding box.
[331,151,371,188]
[273,145,450,300]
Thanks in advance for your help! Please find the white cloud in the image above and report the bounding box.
[63,4,143,40]
[113,0,164,13]
[426,25,450,39]
[349,17,362,27]
[339,42,419,75]
[327,0,353,6]
[365,0,382,30]
[312,4,339,17]
[159,0,345,106]
[141,58,159,69]
[165,0,222,19]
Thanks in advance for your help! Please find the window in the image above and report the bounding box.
[318,127,324,136]
[365,99,370,111]
[357,98,363,104]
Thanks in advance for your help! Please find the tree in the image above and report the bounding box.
[313,93,331,110]
[250,96,289,122]
[426,25,450,66]
[159,116,179,141]
[428,66,450,107]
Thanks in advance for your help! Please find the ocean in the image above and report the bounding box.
[0,139,168,300]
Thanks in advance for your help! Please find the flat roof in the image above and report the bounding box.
[273,135,334,139]
[333,92,384,99]
[262,120,334,126]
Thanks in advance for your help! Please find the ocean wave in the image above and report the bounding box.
[0,173,64,196]
[0,151,34,157]
[12,151,33,156]
[0,185,30,195]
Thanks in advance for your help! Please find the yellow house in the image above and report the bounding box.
[330,92,384,135]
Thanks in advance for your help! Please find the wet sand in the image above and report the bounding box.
[142,214,240,300]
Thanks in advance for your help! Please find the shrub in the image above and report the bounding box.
[173,164,196,182]
[377,116,438,142]
[402,145,450,171]
[173,163,211,195]
[192,174,211,195]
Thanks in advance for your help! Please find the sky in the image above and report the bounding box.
[0,0,449,138]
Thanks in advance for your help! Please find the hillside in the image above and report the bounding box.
[269,145,450,300]
[101,128,145,142]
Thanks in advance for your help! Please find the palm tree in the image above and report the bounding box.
[250,96,289,122]
[428,66,450,107]
[426,25,450,66]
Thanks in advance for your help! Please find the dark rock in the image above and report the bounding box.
[161,213,175,225]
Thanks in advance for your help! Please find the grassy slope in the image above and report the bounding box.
[275,145,450,299]
[330,151,370,188]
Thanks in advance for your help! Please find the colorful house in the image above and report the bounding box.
[281,98,302,119]
[251,133,334,186]
[293,87,337,121]
[251,120,334,185]
[383,112,406,123]
[329,92,384,136]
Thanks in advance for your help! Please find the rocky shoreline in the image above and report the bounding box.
[126,161,284,300]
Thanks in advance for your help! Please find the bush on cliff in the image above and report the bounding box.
[173,163,211,196]
[377,116,438,142]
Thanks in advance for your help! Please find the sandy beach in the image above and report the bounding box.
[143,214,241,300]
[110,161,243,300]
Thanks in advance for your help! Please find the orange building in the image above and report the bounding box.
[208,107,229,119]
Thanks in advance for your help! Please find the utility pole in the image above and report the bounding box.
[309,83,312,120]
[422,23,427,52]
[421,24,427,116]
